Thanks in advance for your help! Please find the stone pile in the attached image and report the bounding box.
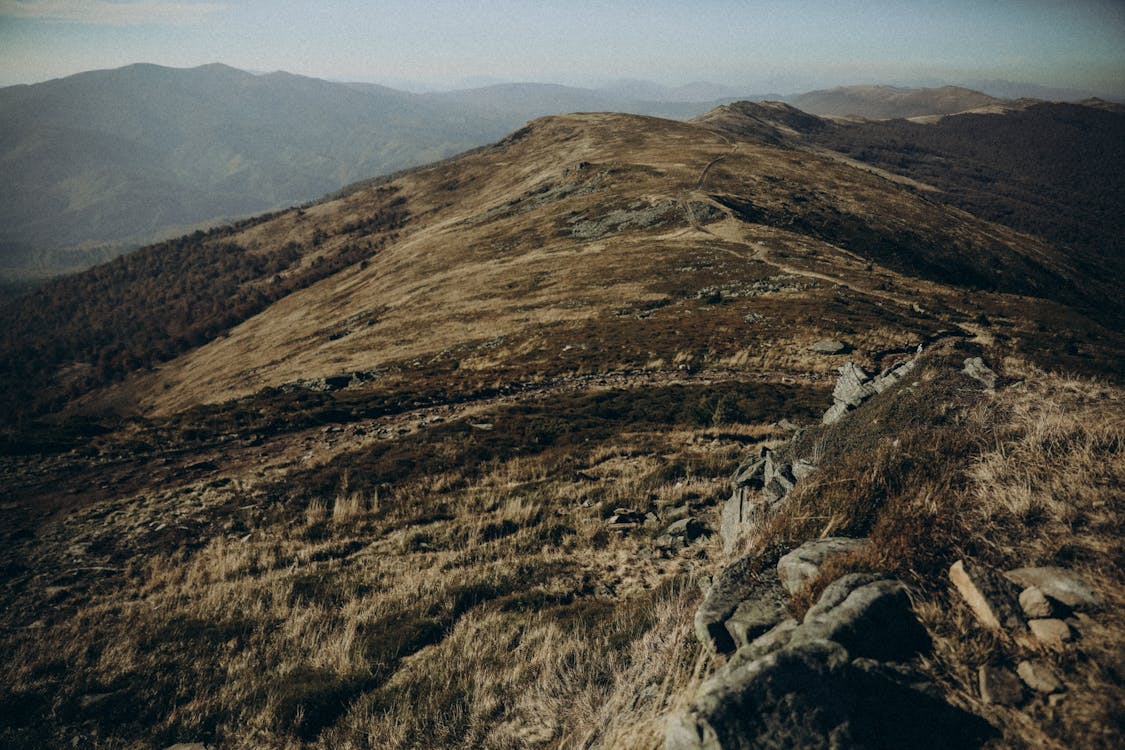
[949,560,1101,704]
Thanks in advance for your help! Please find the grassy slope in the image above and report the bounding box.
[0,110,1122,748]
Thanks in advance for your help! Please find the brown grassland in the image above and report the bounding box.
[1,106,1122,748]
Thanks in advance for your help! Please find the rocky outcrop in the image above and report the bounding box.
[822,359,916,425]
[720,448,811,552]
[962,357,997,389]
[671,573,989,750]
[695,555,783,654]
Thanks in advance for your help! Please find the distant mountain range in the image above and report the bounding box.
[0,64,1110,279]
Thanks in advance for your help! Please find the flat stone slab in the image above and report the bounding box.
[1005,567,1099,610]
[810,339,847,354]
[1028,618,1072,647]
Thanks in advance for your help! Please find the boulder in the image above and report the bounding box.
[793,574,931,662]
[730,452,768,490]
[833,363,876,408]
[666,639,993,750]
[1017,660,1063,694]
[1028,618,1072,647]
[663,518,710,548]
[821,400,851,425]
[1005,567,1099,610]
[871,360,915,393]
[791,458,818,481]
[978,665,1024,706]
[724,582,789,651]
[962,357,997,389]
[1017,586,1053,618]
[949,559,1023,630]
[810,339,847,354]
[777,537,868,594]
[694,555,774,653]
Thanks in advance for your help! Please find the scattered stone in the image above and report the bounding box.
[1018,586,1053,618]
[949,559,1023,630]
[978,665,1025,706]
[1017,660,1064,694]
[667,639,994,750]
[723,583,788,651]
[1028,618,1072,647]
[163,744,209,750]
[962,357,997,389]
[1005,567,1099,610]
[793,574,931,662]
[810,339,847,354]
[776,537,868,594]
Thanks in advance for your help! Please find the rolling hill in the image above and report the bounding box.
[0,64,719,278]
[0,98,1122,749]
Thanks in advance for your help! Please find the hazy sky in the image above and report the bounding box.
[1,0,1123,94]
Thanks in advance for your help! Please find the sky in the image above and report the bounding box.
[0,0,1123,95]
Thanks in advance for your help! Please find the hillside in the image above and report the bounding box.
[0,106,1122,749]
[789,85,1000,119]
[0,64,715,278]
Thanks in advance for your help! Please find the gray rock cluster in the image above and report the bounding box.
[695,537,871,654]
[720,448,809,553]
[822,359,916,425]
[671,560,987,750]
[949,559,1101,703]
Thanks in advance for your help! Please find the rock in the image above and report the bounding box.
[793,574,932,662]
[791,458,818,481]
[871,359,915,393]
[949,559,1023,630]
[1017,660,1064,694]
[821,400,851,425]
[694,555,773,653]
[667,639,994,750]
[730,453,768,489]
[608,509,646,525]
[1005,567,1099,610]
[833,363,876,408]
[1018,586,1053,618]
[810,339,847,354]
[777,537,868,594]
[666,517,709,541]
[978,665,1024,706]
[745,618,800,658]
[163,745,209,750]
[1028,618,1072,647]
[962,357,997,389]
[724,583,788,651]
